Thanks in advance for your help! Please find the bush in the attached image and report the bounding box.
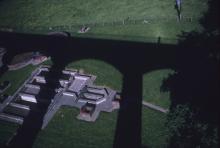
[166,104,218,148]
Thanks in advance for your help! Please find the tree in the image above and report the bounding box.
[166,104,218,148]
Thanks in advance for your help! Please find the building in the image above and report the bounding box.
[0,65,119,129]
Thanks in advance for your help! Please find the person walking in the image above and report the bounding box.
[175,0,182,21]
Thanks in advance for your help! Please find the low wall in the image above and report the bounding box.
[8,59,33,71]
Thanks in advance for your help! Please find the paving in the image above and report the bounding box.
[142,101,169,113]
[0,65,119,129]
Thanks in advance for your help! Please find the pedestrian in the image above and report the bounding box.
[175,0,182,21]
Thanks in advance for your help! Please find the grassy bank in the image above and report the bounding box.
[0,0,208,43]
[143,69,174,108]
[34,107,118,148]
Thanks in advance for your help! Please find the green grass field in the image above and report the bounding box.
[66,59,123,91]
[33,107,169,148]
[0,65,38,146]
[0,0,208,43]
[33,107,118,148]
[0,65,37,95]
[142,108,169,147]
[0,121,18,146]
[143,69,175,109]
[0,0,211,146]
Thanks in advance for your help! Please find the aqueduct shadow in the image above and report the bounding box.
[160,32,219,147]
[0,0,219,146]
[161,0,219,146]
[0,31,177,148]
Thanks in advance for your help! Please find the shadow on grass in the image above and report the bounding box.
[0,31,177,148]
[161,0,219,147]
[0,27,219,148]
[0,1,219,145]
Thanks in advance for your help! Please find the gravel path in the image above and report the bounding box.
[142,101,169,113]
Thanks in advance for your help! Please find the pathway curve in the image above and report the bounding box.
[142,101,169,113]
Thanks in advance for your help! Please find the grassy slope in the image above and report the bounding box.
[0,121,18,146]
[142,108,168,148]
[0,65,37,145]
[34,107,169,148]
[67,59,123,91]
[0,65,37,95]
[0,0,208,43]
[34,107,118,148]
[0,59,122,95]
[143,69,174,109]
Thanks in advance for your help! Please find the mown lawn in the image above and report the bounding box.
[0,0,208,145]
[142,108,169,148]
[75,20,203,44]
[33,107,118,148]
[33,107,169,148]
[143,69,175,109]
[0,0,208,43]
[0,65,37,146]
[0,65,37,95]
[0,59,122,97]
[0,121,18,146]
[67,59,122,91]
